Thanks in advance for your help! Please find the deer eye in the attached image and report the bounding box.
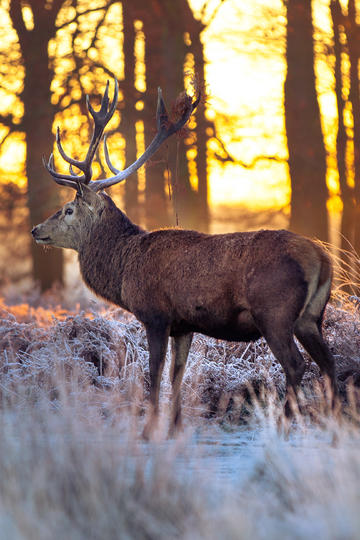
[65,208,73,215]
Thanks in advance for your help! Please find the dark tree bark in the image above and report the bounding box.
[122,3,140,223]
[189,28,210,232]
[331,1,355,253]
[9,0,64,291]
[346,0,360,261]
[141,6,170,229]
[285,0,329,241]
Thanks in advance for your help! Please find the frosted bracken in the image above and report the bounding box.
[1,298,359,417]
[0,296,359,539]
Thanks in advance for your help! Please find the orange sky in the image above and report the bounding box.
[0,0,346,214]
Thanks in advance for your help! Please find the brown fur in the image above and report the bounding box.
[32,186,338,436]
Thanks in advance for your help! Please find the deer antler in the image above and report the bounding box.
[90,88,200,192]
[44,79,119,189]
[44,78,200,193]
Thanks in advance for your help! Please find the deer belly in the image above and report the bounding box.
[172,306,261,342]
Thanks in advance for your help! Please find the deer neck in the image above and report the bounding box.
[78,208,143,307]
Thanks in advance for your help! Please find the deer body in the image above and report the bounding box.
[78,198,330,345]
[31,80,338,436]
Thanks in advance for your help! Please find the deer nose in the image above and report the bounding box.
[31,226,38,237]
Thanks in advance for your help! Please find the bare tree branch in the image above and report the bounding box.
[0,129,11,151]
[55,3,116,31]
[201,0,227,28]
[228,154,287,168]
[0,113,18,130]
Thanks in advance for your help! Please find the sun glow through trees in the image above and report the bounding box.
[0,0,352,215]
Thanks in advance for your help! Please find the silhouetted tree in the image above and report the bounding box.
[285,0,329,241]
[331,1,355,250]
[329,0,360,292]
[122,2,140,223]
[8,0,64,291]
[344,0,360,260]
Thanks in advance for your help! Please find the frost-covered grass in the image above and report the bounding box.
[1,381,360,540]
[1,295,360,421]
[0,295,360,539]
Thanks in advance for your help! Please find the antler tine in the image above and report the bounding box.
[69,163,81,177]
[90,87,200,192]
[43,153,79,189]
[56,127,86,173]
[103,134,120,175]
[156,87,167,131]
[87,79,118,123]
[86,81,109,121]
[83,79,119,179]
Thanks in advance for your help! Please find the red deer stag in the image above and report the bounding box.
[32,79,338,437]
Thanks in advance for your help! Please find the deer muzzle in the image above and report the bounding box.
[31,225,51,244]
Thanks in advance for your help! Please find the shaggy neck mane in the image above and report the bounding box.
[78,195,144,306]
[98,194,143,238]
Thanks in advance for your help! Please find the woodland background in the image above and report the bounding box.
[0,0,359,294]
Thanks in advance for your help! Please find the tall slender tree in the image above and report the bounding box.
[329,0,360,292]
[285,0,329,241]
[331,0,355,250]
[345,0,360,261]
[9,0,64,290]
[122,2,140,223]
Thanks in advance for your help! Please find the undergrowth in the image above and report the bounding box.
[0,295,359,539]
[1,294,359,423]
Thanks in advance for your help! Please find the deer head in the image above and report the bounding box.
[31,79,200,250]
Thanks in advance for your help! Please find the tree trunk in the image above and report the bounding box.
[161,0,198,230]
[141,6,170,230]
[331,1,355,247]
[285,0,329,241]
[191,29,210,233]
[122,3,140,223]
[9,0,64,291]
[24,67,64,291]
[331,0,356,292]
[346,0,360,265]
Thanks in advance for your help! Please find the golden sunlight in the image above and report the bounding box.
[0,0,347,217]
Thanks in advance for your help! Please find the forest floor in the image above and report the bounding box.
[0,291,359,539]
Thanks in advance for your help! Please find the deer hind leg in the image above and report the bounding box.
[295,314,338,409]
[142,321,170,440]
[295,272,338,409]
[169,333,193,437]
[252,309,306,417]
[264,330,306,417]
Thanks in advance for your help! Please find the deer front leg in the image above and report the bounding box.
[142,321,170,440]
[169,333,193,437]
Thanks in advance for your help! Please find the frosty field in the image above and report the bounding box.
[0,294,360,539]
